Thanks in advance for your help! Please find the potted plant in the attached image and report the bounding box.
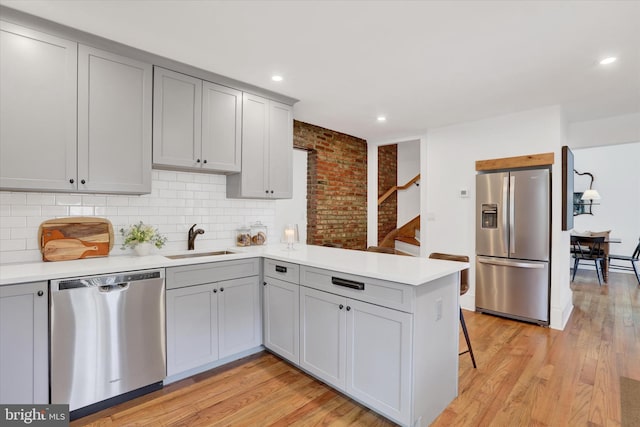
[120,221,167,255]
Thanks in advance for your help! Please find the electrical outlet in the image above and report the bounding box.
[460,188,469,198]
[435,298,443,321]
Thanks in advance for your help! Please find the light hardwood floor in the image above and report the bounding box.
[72,271,639,427]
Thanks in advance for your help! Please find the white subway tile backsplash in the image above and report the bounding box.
[107,196,130,206]
[27,193,56,205]
[55,194,83,206]
[1,217,27,228]
[0,170,277,264]
[11,205,41,217]
[1,239,26,251]
[69,206,95,216]
[82,196,107,206]
[41,206,70,217]
[0,192,26,205]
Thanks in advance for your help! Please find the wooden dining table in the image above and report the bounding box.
[571,234,622,283]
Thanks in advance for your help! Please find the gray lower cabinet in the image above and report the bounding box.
[165,259,261,378]
[299,285,412,425]
[299,265,459,427]
[226,93,293,199]
[0,20,152,194]
[263,259,300,364]
[0,21,77,192]
[153,66,241,173]
[0,281,48,404]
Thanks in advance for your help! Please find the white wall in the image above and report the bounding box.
[397,141,421,228]
[568,113,640,149]
[0,170,276,264]
[573,142,640,259]
[274,148,308,245]
[424,105,572,330]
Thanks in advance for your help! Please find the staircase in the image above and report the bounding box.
[377,174,421,256]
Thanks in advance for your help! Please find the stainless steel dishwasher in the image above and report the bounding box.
[50,269,166,418]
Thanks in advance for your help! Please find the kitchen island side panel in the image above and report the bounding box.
[412,272,459,426]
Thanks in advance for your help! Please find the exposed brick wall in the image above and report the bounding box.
[378,144,398,245]
[293,121,368,250]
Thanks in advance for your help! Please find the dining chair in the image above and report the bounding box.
[428,252,476,368]
[608,237,640,285]
[571,235,606,285]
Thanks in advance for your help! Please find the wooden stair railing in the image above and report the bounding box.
[378,174,420,206]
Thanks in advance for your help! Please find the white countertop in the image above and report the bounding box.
[0,244,468,287]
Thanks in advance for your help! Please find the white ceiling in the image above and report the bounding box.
[2,0,639,142]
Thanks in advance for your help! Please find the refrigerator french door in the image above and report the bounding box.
[475,168,551,325]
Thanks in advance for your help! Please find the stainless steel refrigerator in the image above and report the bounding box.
[475,168,551,325]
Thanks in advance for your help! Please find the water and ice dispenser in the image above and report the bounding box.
[481,204,498,229]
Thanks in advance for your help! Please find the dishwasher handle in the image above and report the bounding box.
[98,283,130,293]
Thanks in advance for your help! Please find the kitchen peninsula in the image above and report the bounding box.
[0,245,467,427]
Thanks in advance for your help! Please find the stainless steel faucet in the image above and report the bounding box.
[188,224,205,250]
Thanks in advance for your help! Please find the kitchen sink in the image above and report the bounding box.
[165,251,236,260]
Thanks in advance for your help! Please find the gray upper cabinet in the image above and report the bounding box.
[0,21,78,192]
[201,81,242,172]
[153,67,241,173]
[226,93,293,199]
[78,45,152,194]
[0,20,152,194]
[153,67,202,169]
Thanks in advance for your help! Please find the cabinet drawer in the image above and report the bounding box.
[300,266,414,313]
[166,258,260,289]
[264,258,299,284]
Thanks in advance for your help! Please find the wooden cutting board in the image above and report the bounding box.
[38,217,113,261]
[43,239,101,262]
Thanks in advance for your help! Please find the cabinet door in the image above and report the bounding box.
[78,45,152,194]
[166,283,219,376]
[235,93,269,197]
[300,286,346,389]
[217,276,261,359]
[263,277,299,364]
[345,299,412,425]
[0,21,77,192]
[153,67,202,170]
[268,101,293,198]
[201,81,241,172]
[0,282,48,404]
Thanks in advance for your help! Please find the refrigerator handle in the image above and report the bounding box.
[509,175,515,253]
[502,176,509,251]
[478,257,545,269]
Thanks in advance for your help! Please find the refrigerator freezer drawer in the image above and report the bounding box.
[476,257,549,324]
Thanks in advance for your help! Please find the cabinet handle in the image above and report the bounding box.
[213,289,217,293]
[263,282,267,286]
[37,290,44,297]
[80,179,86,184]
[265,190,269,194]
[346,306,351,311]
[69,179,75,184]
[220,287,224,292]
[339,304,344,310]
[270,190,274,194]
[275,265,287,273]
[196,159,201,163]
[203,159,207,164]
[331,277,365,290]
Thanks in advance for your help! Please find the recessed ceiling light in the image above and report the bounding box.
[599,57,617,65]
[271,75,283,82]
[377,116,387,122]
